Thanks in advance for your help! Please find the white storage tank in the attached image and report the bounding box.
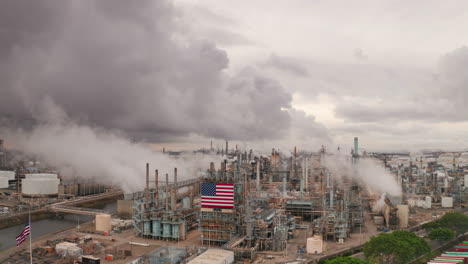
[0,171,15,180]
[425,196,432,209]
[441,197,453,208]
[0,176,8,188]
[22,178,59,195]
[306,235,324,254]
[464,174,468,188]
[416,200,425,208]
[25,173,58,179]
[187,249,234,264]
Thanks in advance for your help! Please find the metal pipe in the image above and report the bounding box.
[256,161,260,191]
[354,137,359,156]
[305,157,309,191]
[146,163,149,209]
[283,177,287,198]
[165,173,169,211]
[172,168,177,210]
[155,169,159,208]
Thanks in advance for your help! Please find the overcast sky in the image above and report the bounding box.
[1,0,468,152]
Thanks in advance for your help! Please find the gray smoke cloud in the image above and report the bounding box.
[0,0,331,191]
[0,0,328,143]
[3,102,222,192]
[323,154,401,196]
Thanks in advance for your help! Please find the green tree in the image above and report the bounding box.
[391,230,431,256]
[422,221,441,231]
[428,228,455,241]
[364,231,430,264]
[423,212,468,235]
[325,257,370,264]
[438,212,468,234]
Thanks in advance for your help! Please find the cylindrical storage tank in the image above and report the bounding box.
[163,223,171,237]
[96,214,112,232]
[22,178,59,195]
[152,220,161,237]
[464,174,468,188]
[425,196,432,209]
[441,197,454,208]
[416,200,425,207]
[0,171,15,180]
[144,220,151,236]
[182,197,191,209]
[0,176,8,188]
[25,173,58,179]
[172,224,179,238]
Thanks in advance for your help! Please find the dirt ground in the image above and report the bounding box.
[0,221,203,264]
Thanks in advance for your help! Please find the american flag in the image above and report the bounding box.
[201,183,234,208]
[16,224,31,247]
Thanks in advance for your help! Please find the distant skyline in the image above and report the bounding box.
[1,1,468,152]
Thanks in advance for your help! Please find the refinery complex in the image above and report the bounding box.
[0,137,467,264]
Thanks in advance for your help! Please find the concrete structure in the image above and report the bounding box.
[0,176,8,188]
[188,249,234,264]
[465,174,468,188]
[396,205,409,229]
[441,197,453,208]
[55,242,83,257]
[25,173,58,179]
[306,235,324,254]
[22,178,60,195]
[0,170,15,180]
[149,247,187,264]
[373,216,384,225]
[117,199,133,217]
[96,214,112,232]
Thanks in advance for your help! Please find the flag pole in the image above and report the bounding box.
[28,206,32,264]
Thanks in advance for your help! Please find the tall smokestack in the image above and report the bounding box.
[283,177,287,198]
[302,158,305,184]
[165,173,169,211]
[155,169,159,208]
[210,140,213,151]
[172,168,177,210]
[256,161,260,191]
[225,141,228,155]
[146,163,150,209]
[354,137,359,156]
[305,157,309,191]
[293,146,297,177]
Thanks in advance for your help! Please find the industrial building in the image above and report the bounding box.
[1,137,467,264]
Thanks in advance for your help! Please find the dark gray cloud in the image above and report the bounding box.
[0,0,327,142]
[333,46,468,123]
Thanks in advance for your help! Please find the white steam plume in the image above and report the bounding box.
[324,153,401,196]
[4,117,221,193]
[372,193,387,212]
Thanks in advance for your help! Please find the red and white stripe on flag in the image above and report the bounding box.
[201,183,234,208]
[16,224,31,247]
